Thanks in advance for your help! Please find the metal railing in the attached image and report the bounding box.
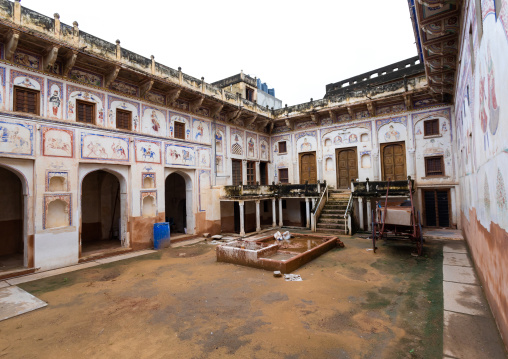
[344,192,354,235]
[311,183,328,232]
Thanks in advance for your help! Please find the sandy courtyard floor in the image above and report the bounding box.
[0,236,444,359]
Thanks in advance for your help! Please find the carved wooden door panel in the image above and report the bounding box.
[336,148,358,189]
[299,152,317,184]
[382,142,406,181]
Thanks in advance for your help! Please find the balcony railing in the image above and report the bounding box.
[221,182,324,199]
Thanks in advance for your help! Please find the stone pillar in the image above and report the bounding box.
[255,200,261,232]
[358,197,364,231]
[305,198,311,229]
[312,198,316,209]
[372,150,380,181]
[366,199,372,231]
[272,198,277,227]
[278,198,284,227]
[239,200,245,236]
[242,160,247,185]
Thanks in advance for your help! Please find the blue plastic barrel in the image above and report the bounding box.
[153,222,170,249]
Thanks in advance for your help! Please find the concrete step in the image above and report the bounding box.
[320,213,346,219]
[321,209,345,214]
[326,200,349,204]
[323,205,347,211]
[316,228,347,235]
[318,218,346,224]
[317,223,346,230]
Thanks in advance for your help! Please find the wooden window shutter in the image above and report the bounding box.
[116,109,131,130]
[14,86,40,115]
[174,122,185,139]
[76,100,95,124]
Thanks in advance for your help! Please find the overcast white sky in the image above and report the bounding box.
[21,0,417,105]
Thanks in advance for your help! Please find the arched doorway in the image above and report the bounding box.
[165,172,189,235]
[0,167,24,271]
[81,170,122,256]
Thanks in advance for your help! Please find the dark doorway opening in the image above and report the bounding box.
[0,167,24,271]
[81,170,122,256]
[260,162,268,185]
[300,201,307,227]
[165,173,187,233]
[423,189,450,227]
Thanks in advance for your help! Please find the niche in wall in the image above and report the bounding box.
[46,171,68,192]
[44,194,71,229]
[360,133,369,142]
[361,154,371,168]
[141,191,157,217]
[142,173,156,189]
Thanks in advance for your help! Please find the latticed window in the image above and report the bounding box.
[279,141,287,153]
[232,143,243,155]
[76,100,95,124]
[425,156,444,176]
[279,168,289,184]
[247,161,256,185]
[14,86,39,115]
[232,160,242,185]
[174,122,185,139]
[116,109,131,130]
[424,119,439,136]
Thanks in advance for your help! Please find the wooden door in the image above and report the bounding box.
[381,142,406,181]
[336,148,358,189]
[299,152,317,184]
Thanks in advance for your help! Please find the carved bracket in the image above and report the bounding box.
[227,109,242,123]
[166,88,182,106]
[140,79,154,98]
[4,30,20,61]
[42,45,59,72]
[244,114,258,127]
[366,102,375,117]
[285,118,294,131]
[63,50,78,77]
[403,93,412,110]
[189,96,204,113]
[310,112,320,125]
[347,107,355,119]
[210,103,224,119]
[105,65,120,88]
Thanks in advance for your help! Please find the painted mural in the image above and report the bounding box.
[168,112,191,140]
[146,91,165,106]
[108,96,140,131]
[81,132,129,162]
[230,128,244,157]
[110,79,139,97]
[135,139,162,164]
[193,118,210,144]
[67,85,105,125]
[197,147,211,168]
[377,116,407,144]
[142,106,166,137]
[42,126,74,158]
[69,67,103,87]
[165,143,195,167]
[14,49,40,70]
[259,135,269,161]
[47,80,63,120]
[0,120,33,156]
[295,131,317,153]
[246,132,257,159]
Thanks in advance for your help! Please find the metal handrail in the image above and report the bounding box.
[344,192,354,219]
[311,183,328,231]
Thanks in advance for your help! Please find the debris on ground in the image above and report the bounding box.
[209,240,221,245]
[337,239,345,248]
[211,235,223,240]
[273,271,282,277]
[203,233,210,238]
[284,274,302,281]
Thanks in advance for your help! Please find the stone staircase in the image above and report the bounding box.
[316,189,351,234]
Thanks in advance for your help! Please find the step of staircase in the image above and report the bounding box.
[318,218,346,224]
[321,209,344,214]
[320,213,346,219]
[316,228,347,235]
[316,222,346,230]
